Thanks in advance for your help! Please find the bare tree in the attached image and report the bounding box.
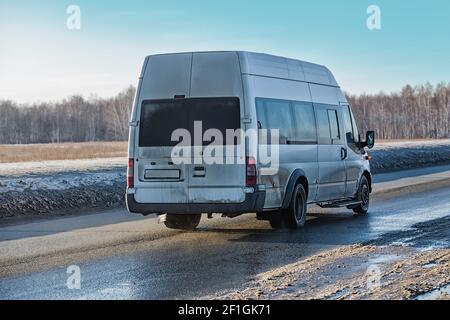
[347,83,450,140]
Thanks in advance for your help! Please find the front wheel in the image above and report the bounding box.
[164,214,201,230]
[352,176,370,215]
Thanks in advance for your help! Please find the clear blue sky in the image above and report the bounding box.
[1,0,449,103]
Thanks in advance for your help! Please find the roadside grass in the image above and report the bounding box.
[0,141,127,163]
[1,139,448,163]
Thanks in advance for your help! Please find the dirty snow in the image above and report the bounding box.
[0,157,126,177]
[370,139,450,173]
[0,158,126,218]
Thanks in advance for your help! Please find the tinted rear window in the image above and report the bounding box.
[139,98,240,147]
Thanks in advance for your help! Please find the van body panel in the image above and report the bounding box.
[127,57,149,159]
[188,153,246,204]
[134,151,188,204]
[134,52,247,206]
[286,59,306,81]
[258,144,319,208]
[239,52,291,79]
[140,53,192,100]
[316,145,346,200]
[245,74,311,102]
[134,54,193,205]
[344,154,364,198]
[238,51,339,87]
[309,83,340,105]
[314,104,347,200]
[276,145,318,205]
[188,52,246,203]
[302,62,337,86]
[340,103,365,198]
[336,89,348,104]
[243,74,317,208]
[190,52,244,98]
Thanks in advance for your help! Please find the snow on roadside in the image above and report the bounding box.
[0,171,124,192]
[370,139,450,173]
[1,140,450,219]
[0,158,127,218]
[0,157,126,177]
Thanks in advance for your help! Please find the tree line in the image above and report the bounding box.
[0,86,135,144]
[1,82,449,144]
[347,83,450,140]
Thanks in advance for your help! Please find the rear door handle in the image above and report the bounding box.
[193,166,206,177]
[341,148,348,160]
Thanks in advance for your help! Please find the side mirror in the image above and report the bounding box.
[362,131,375,149]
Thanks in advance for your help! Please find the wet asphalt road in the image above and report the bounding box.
[1,169,450,299]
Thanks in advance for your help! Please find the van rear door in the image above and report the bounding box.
[135,100,189,204]
[135,52,246,206]
[137,97,246,205]
[187,97,246,204]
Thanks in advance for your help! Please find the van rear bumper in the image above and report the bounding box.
[126,188,266,216]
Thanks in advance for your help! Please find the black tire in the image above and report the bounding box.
[164,214,201,230]
[283,183,307,229]
[269,184,307,229]
[352,176,370,215]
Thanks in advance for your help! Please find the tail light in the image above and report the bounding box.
[246,156,257,186]
[127,158,134,188]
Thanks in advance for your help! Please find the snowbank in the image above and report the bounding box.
[1,140,450,219]
[0,158,127,219]
[370,139,450,173]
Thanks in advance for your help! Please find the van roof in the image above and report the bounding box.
[145,51,339,87]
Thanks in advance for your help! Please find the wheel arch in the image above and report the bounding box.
[282,169,309,209]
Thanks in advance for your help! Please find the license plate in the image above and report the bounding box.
[144,169,180,180]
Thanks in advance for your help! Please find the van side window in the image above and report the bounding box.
[292,102,317,143]
[316,109,332,144]
[255,99,267,133]
[316,107,341,145]
[327,109,340,141]
[256,99,294,144]
[342,106,355,144]
[350,108,360,144]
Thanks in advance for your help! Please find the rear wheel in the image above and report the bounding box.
[269,183,307,229]
[164,214,201,230]
[352,176,370,215]
[284,184,307,229]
